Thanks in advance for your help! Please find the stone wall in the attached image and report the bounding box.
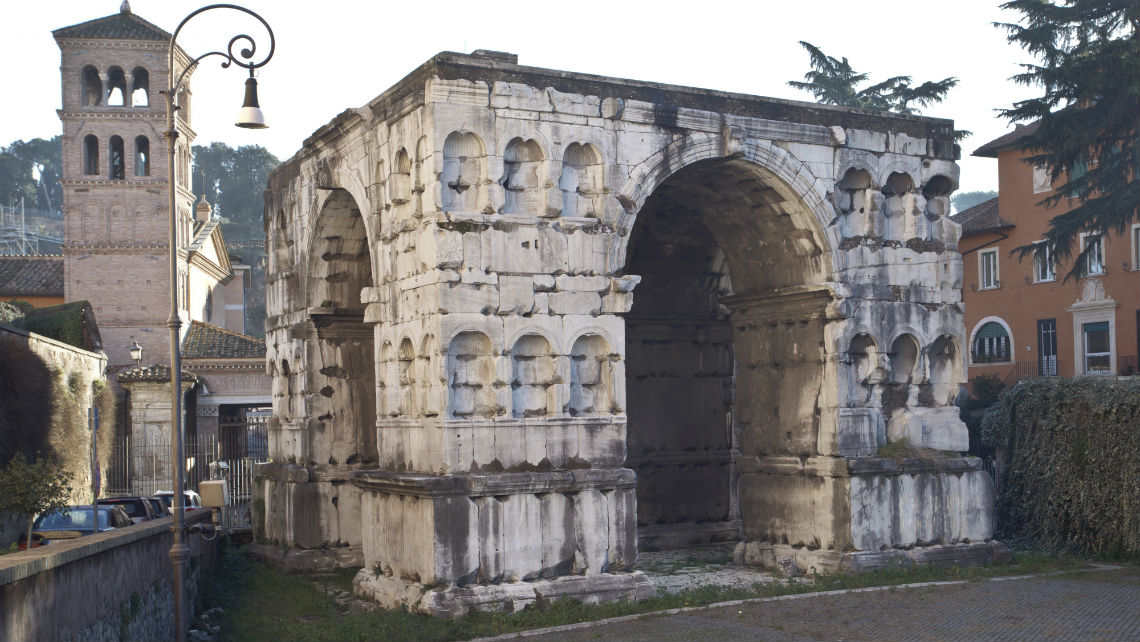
[0,510,218,642]
[0,324,111,548]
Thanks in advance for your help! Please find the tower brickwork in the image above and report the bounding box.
[54,3,198,367]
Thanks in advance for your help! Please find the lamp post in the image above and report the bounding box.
[129,340,142,367]
[162,6,273,641]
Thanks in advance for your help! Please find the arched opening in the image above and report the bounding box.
[83,135,99,175]
[109,136,125,180]
[391,149,411,205]
[441,131,486,212]
[569,335,615,415]
[510,334,556,418]
[881,171,916,239]
[560,143,603,218]
[501,138,545,215]
[134,136,150,176]
[625,156,832,550]
[106,67,126,106]
[305,189,377,467]
[446,332,496,418]
[81,66,102,106]
[130,67,149,107]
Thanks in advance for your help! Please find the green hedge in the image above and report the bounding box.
[981,377,1140,554]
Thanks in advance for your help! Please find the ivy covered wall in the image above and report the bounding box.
[981,377,1140,554]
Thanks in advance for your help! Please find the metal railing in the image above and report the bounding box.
[1000,358,1062,388]
[104,413,268,529]
[1119,355,1138,377]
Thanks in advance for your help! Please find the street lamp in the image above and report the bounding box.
[129,340,143,367]
[162,6,274,641]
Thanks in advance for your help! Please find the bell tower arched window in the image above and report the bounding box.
[134,136,150,176]
[83,135,99,175]
[131,67,149,107]
[106,67,126,106]
[81,66,102,106]
[109,136,125,180]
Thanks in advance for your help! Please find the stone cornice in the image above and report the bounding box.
[725,285,841,325]
[55,38,169,52]
[188,251,232,282]
[61,179,168,189]
[64,243,168,254]
[58,109,165,122]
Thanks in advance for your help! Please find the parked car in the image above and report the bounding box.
[154,490,202,513]
[144,496,168,517]
[100,496,159,524]
[18,504,133,549]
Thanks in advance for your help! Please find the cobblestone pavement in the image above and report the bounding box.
[516,566,1140,642]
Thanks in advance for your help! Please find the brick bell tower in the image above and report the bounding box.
[54,1,197,369]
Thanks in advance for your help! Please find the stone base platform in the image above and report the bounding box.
[736,540,1012,576]
[638,520,742,549]
[354,570,656,617]
[247,543,364,572]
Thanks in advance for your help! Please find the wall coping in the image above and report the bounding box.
[0,322,107,361]
[0,509,211,585]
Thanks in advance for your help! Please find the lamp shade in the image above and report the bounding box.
[235,77,267,129]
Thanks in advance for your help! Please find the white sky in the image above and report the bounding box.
[1,0,1041,195]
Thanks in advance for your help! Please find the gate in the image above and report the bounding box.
[105,413,269,529]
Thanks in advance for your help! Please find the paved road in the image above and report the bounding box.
[512,566,1140,642]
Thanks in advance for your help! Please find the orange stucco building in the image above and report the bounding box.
[955,124,1139,384]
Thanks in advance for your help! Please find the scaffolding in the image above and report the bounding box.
[0,199,63,255]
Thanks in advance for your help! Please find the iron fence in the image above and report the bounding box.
[1000,358,1062,388]
[1119,355,1137,377]
[103,413,269,529]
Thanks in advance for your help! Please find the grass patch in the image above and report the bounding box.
[196,542,1101,642]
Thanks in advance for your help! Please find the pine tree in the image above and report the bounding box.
[788,42,961,117]
[997,0,1139,280]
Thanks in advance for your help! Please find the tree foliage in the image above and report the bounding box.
[951,190,999,213]
[788,42,962,122]
[191,142,280,241]
[997,0,1139,280]
[0,137,63,213]
[0,452,74,546]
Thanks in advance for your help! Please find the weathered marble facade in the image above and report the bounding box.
[260,51,1000,615]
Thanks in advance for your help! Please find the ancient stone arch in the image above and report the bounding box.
[262,51,996,616]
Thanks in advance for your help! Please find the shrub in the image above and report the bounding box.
[981,377,1140,554]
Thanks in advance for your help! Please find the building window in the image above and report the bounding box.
[979,248,999,289]
[1081,234,1105,275]
[134,136,150,176]
[83,135,99,175]
[972,321,1011,363]
[1037,319,1058,376]
[81,65,102,106]
[1032,163,1052,194]
[1033,242,1056,283]
[1082,321,1111,375]
[109,136,125,180]
[106,67,126,106]
[1131,224,1139,270]
[131,67,149,107]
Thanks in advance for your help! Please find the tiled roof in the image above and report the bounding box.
[952,197,1013,236]
[117,364,197,383]
[53,7,170,41]
[181,321,266,359]
[0,256,64,297]
[972,121,1040,158]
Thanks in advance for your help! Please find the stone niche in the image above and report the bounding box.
[260,51,999,616]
